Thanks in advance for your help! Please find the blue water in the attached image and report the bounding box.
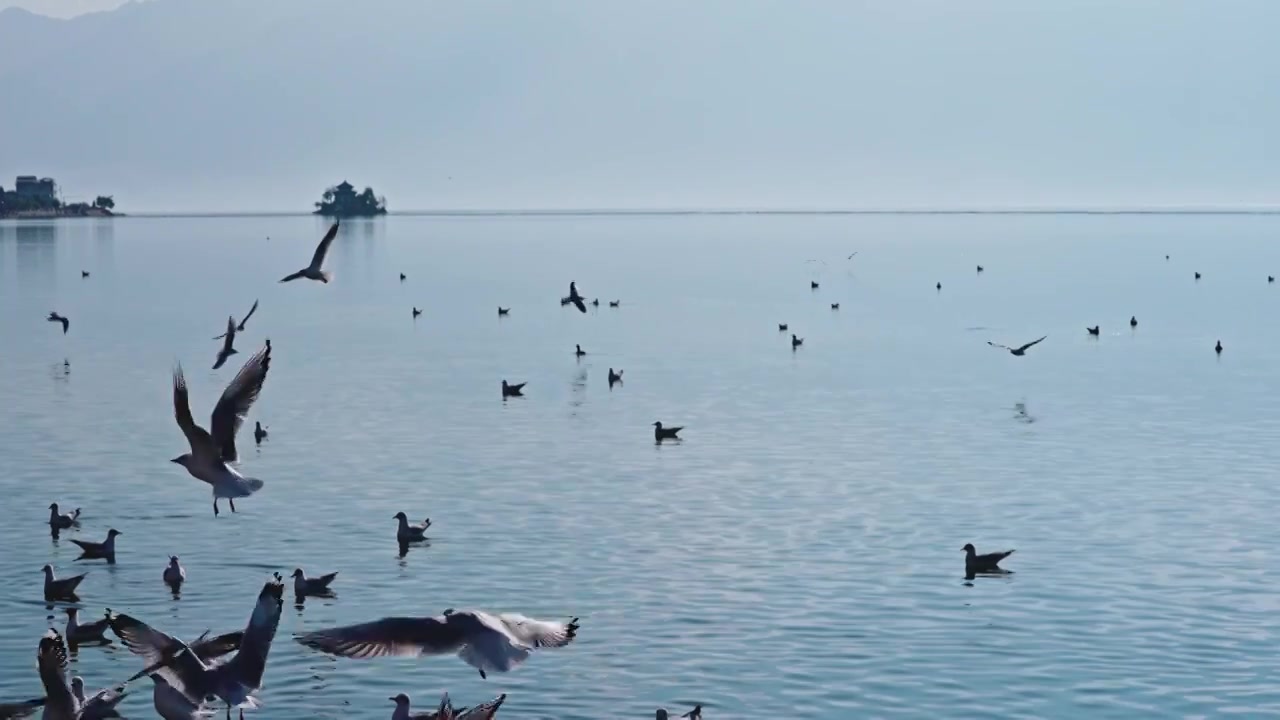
[2,212,1280,718]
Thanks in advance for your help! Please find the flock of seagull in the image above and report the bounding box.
[12,219,716,720]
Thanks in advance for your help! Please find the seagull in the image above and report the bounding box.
[253,422,267,445]
[652,421,682,442]
[0,698,43,719]
[936,282,942,291]
[390,692,506,720]
[608,368,623,387]
[590,298,599,307]
[778,323,788,332]
[791,334,803,349]
[1130,316,1138,328]
[574,344,586,358]
[497,307,510,316]
[212,317,238,370]
[1195,271,1201,280]
[70,529,121,563]
[831,303,839,310]
[976,265,984,273]
[400,273,406,282]
[42,565,88,601]
[394,512,431,543]
[81,271,90,279]
[291,568,338,597]
[70,676,127,719]
[35,631,78,719]
[1215,339,1223,355]
[847,252,858,259]
[280,220,338,283]
[963,543,1014,579]
[65,608,112,645]
[109,614,243,684]
[212,301,259,339]
[412,307,422,318]
[1270,276,1275,284]
[172,343,271,516]
[48,503,80,530]
[115,577,284,718]
[47,312,69,334]
[810,281,819,289]
[1087,326,1100,336]
[501,380,525,398]
[297,610,580,679]
[608,300,620,308]
[987,336,1046,357]
[164,557,186,588]
[564,282,587,313]
[656,705,702,720]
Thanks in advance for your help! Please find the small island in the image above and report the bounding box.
[314,180,387,217]
[0,176,117,218]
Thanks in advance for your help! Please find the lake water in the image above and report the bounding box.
[2,212,1280,718]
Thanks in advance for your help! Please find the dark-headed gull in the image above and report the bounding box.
[501,381,525,398]
[71,529,121,563]
[48,503,80,530]
[297,610,579,679]
[987,336,1046,357]
[394,513,431,543]
[280,220,338,283]
[42,565,87,601]
[963,543,1015,579]
[171,342,271,515]
[652,422,682,442]
[117,577,284,717]
[110,616,243,683]
[291,569,338,597]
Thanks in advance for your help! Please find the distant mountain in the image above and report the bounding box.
[1,0,1276,212]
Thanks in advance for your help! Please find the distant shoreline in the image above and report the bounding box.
[29,207,1280,219]
[0,208,120,220]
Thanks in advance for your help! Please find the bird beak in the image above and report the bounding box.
[169,457,182,464]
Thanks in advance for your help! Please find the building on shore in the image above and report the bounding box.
[14,175,57,202]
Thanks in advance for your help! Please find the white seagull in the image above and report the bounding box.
[171,342,271,515]
[280,220,338,283]
[297,609,579,679]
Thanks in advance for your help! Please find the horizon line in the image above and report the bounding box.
[69,205,1280,219]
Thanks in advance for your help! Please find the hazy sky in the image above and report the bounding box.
[1,1,1277,212]
[0,0,127,18]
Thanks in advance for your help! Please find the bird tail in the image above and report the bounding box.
[320,271,334,283]
[242,477,265,492]
[72,509,81,520]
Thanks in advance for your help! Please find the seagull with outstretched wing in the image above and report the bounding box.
[212,317,238,369]
[987,335,1047,357]
[213,300,259,339]
[280,221,338,283]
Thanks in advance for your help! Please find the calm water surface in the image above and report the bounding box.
[2,213,1280,718]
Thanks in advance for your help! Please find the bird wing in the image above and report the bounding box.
[980,549,1015,564]
[316,572,339,586]
[1016,336,1047,353]
[149,675,207,720]
[237,300,259,330]
[986,341,1011,351]
[69,538,97,553]
[209,343,271,464]
[191,631,244,662]
[455,694,506,720]
[0,699,44,720]
[309,221,339,270]
[223,577,284,692]
[278,270,305,283]
[173,365,218,460]
[571,296,587,313]
[220,317,236,354]
[493,613,579,649]
[296,615,466,659]
[36,632,73,707]
[109,613,187,668]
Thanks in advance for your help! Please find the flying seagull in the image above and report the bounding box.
[290,568,338,597]
[280,220,338,283]
[172,342,271,515]
[212,317,238,370]
[212,300,259,339]
[297,609,580,679]
[501,380,525,398]
[564,282,587,313]
[652,421,682,442]
[47,312,69,334]
[116,577,284,718]
[48,503,80,530]
[71,529,121,563]
[109,614,243,684]
[847,252,858,259]
[963,543,1014,579]
[987,336,1047,356]
[42,565,88,601]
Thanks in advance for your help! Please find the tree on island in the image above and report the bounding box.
[314,180,387,216]
[94,195,115,210]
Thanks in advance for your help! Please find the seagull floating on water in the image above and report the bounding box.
[116,577,284,718]
[253,422,267,445]
[394,512,431,543]
[1087,326,1100,336]
[280,220,338,283]
[81,271,90,279]
[987,336,1046,357]
[43,565,88,601]
[212,317,238,370]
[831,303,840,310]
[164,557,186,588]
[963,543,1014,579]
[608,300,620,308]
[1130,316,1138,328]
[297,609,579,679]
[591,298,599,307]
[66,608,112,645]
[1195,271,1201,280]
[810,281,819,289]
[936,282,942,291]
[976,265,984,273]
[656,705,703,720]
[212,300,258,339]
[652,421,682,442]
[574,344,586,358]
[1216,339,1223,355]
[501,380,525,398]
[778,323,788,332]
[791,334,803,349]
[412,307,422,318]
[291,568,338,597]
[390,692,507,720]
[400,273,406,281]
[47,312,69,334]
[48,503,80,530]
[171,342,271,516]
[608,368,623,387]
[497,307,510,316]
[71,529,121,563]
